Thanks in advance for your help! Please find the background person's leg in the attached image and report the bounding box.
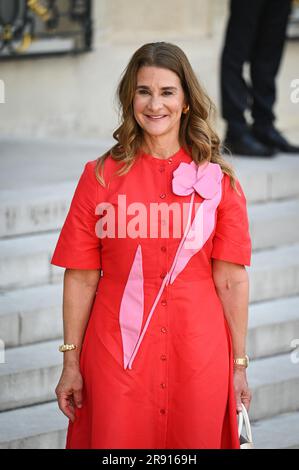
[220,0,275,156]
[250,0,292,128]
[250,0,299,153]
[220,0,266,138]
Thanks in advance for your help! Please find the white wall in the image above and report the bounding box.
[0,0,215,140]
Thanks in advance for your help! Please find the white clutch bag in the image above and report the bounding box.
[238,403,254,449]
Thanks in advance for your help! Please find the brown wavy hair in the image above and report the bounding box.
[95,41,238,191]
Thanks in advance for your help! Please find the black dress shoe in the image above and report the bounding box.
[252,126,299,154]
[223,132,276,157]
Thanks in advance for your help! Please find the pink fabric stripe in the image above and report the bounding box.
[127,272,171,370]
[168,182,223,284]
[168,191,197,284]
[119,244,144,369]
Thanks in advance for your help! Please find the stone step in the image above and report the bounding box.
[248,198,299,250]
[249,243,299,302]
[0,182,75,238]
[0,401,67,449]
[1,211,299,291]
[234,154,299,203]
[1,153,299,238]
[1,401,298,449]
[247,296,299,359]
[0,232,62,291]
[0,339,62,412]
[248,352,299,421]
[251,411,299,449]
[0,137,112,192]
[1,279,299,360]
[0,283,63,348]
[0,340,298,422]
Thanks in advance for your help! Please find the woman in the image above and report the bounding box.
[51,42,252,449]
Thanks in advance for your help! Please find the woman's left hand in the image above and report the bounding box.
[233,367,252,412]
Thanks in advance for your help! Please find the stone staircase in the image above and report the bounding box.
[1,147,299,449]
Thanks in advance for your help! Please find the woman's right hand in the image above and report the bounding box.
[55,365,83,423]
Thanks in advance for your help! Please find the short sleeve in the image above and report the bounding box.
[51,161,102,269]
[211,174,251,266]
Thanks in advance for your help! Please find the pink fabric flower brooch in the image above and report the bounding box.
[172,160,223,199]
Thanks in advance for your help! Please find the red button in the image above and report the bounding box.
[159,166,165,172]
[160,273,167,279]
[160,193,166,199]
[160,383,167,389]
[161,246,166,252]
[161,327,167,333]
[160,409,166,415]
[161,300,167,306]
[168,158,173,164]
[160,355,167,361]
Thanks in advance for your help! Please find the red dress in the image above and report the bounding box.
[51,146,251,449]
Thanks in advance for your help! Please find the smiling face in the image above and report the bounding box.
[133,66,187,143]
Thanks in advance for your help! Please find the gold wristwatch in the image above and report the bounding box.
[233,355,249,368]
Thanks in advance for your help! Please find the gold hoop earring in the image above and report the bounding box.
[183,105,190,114]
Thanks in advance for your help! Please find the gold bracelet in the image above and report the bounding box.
[58,343,77,352]
[233,355,249,368]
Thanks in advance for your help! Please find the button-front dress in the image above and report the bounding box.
[51,146,251,449]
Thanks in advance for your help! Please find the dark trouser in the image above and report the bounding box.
[221,0,292,138]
